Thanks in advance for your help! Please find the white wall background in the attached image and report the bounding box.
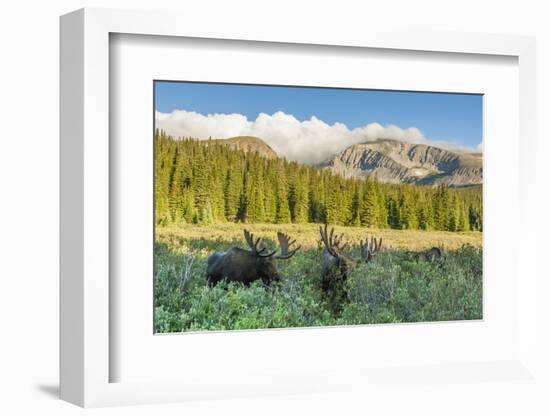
[0,1,548,415]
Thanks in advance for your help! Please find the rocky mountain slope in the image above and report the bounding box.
[320,139,482,186]
[206,136,278,159]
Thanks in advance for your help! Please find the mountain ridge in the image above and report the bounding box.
[320,138,482,186]
[204,135,482,187]
[205,136,278,159]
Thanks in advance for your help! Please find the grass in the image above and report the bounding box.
[154,223,483,333]
[157,223,482,252]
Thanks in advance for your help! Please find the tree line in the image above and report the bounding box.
[155,131,483,231]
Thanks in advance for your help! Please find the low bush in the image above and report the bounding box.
[154,237,482,332]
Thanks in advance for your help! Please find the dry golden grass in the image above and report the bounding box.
[157,223,482,251]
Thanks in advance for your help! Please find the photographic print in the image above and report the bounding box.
[154,81,483,333]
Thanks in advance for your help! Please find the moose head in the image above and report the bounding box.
[319,224,382,293]
[418,247,443,263]
[206,229,301,287]
[359,235,383,263]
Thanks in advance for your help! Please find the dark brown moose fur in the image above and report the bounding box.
[319,225,382,307]
[206,230,300,287]
[418,247,443,263]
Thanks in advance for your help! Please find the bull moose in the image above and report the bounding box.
[418,247,443,263]
[206,229,301,287]
[319,224,382,295]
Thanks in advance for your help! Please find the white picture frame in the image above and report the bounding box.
[60,7,538,408]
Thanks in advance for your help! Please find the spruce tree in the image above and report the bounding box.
[274,163,291,223]
[154,132,483,231]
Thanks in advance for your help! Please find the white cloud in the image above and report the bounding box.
[476,141,484,152]
[156,109,478,164]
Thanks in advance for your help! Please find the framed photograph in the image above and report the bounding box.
[60,8,538,408]
[152,80,484,334]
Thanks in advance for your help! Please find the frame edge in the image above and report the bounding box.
[59,6,539,407]
[60,8,85,407]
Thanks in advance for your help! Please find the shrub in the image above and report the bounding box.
[154,239,482,333]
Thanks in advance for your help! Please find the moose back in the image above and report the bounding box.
[206,230,300,286]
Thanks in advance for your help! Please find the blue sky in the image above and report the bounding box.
[155,81,482,150]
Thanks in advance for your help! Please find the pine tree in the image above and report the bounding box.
[349,188,361,226]
[447,194,459,231]
[399,191,418,230]
[224,164,242,222]
[153,132,483,232]
[325,175,344,225]
[274,163,291,223]
[359,187,378,227]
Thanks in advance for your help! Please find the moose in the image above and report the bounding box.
[206,229,301,287]
[418,247,443,263]
[319,224,382,294]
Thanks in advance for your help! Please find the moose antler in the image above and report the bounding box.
[243,229,300,258]
[275,232,301,259]
[320,224,362,271]
[360,235,383,261]
[243,229,269,256]
[320,224,349,257]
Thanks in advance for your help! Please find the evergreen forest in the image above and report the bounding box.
[155,131,483,232]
